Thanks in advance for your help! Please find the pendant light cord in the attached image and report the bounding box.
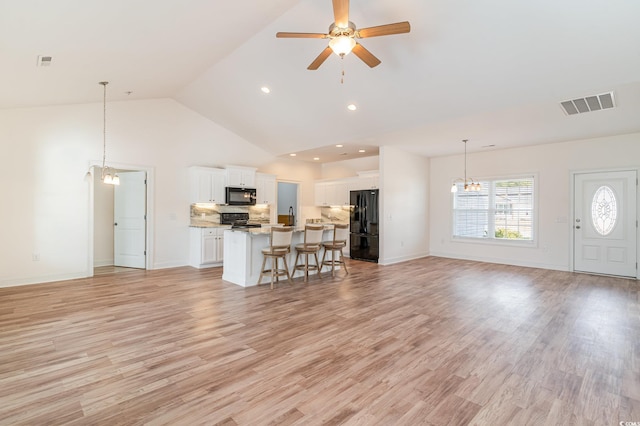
[100,81,108,178]
[463,139,468,184]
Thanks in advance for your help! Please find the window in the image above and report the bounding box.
[591,185,617,236]
[452,177,534,241]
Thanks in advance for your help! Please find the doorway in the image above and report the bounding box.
[573,170,637,277]
[89,164,154,276]
[113,171,147,268]
[277,182,299,226]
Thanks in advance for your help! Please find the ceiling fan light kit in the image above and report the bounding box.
[329,35,356,56]
[276,0,410,70]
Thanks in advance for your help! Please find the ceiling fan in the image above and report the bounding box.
[276,0,411,70]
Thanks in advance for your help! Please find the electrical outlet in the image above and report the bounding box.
[32,253,40,261]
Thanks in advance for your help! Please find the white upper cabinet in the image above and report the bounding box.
[226,166,256,188]
[314,172,379,206]
[333,180,353,206]
[314,182,330,206]
[255,173,276,204]
[190,167,226,204]
[315,180,353,206]
[353,171,379,190]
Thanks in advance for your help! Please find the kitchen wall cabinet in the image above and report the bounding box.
[314,173,379,206]
[315,181,352,206]
[314,182,330,206]
[255,173,276,204]
[333,180,352,206]
[353,172,379,190]
[190,166,226,204]
[226,166,256,188]
[189,227,227,268]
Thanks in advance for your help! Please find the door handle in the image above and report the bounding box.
[114,223,118,226]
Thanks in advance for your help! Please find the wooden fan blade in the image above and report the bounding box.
[332,0,349,28]
[308,46,334,70]
[276,32,328,39]
[352,43,381,68]
[357,21,411,38]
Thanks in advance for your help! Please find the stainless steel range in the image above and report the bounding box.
[220,212,261,229]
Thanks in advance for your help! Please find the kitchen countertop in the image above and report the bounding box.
[189,222,232,228]
[226,224,336,236]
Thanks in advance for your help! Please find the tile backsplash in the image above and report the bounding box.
[190,204,271,225]
[320,206,351,224]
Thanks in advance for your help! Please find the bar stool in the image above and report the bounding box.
[320,223,349,277]
[257,226,293,289]
[292,224,325,282]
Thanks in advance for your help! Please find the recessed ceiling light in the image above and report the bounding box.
[313,157,320,161]
[359,149,366,153]
[261,86,271,94]
[289,153,297,157]
[347,104,357,111]
[336,144,343,148]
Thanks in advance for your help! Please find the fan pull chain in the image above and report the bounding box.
[341,56,345,84]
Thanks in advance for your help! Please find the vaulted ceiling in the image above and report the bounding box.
[2,0,640,162]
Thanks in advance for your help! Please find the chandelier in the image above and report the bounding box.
[450,139,480,193]
[99,81,119,185]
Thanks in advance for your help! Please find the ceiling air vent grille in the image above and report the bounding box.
[560,92,615,115]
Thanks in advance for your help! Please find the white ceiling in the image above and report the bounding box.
[2,0,640,161]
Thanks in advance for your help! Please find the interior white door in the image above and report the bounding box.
[574,170,637,277]
[114,171,147,268]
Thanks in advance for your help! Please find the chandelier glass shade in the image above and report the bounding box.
[450,139,480,193]
[99,81,119,185]
[329,35,356,56]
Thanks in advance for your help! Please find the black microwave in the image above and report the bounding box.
[225,187,256,205]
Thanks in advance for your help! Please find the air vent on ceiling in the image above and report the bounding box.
[36,55,52,67]
[560,92,615,115]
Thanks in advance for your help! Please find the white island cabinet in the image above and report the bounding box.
[189,226,229,268]
[222,227,335,287]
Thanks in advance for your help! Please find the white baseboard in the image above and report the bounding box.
[0,272,88,288]
[428,250,570,272]
[94,259,114,267]
[378,252,430,266]
[152,261,189,270]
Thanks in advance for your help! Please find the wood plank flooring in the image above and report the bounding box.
[0,257,638,425]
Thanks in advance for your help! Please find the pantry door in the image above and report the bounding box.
[114,171,147,269]
[574,170,637,277]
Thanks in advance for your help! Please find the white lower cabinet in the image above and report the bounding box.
[190,227,227,268]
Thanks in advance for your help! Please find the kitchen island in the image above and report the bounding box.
[222,226,336,287]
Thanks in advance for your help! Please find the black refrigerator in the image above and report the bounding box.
[350,189,379,262]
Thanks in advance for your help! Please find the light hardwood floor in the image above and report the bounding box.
[0,257,638,425]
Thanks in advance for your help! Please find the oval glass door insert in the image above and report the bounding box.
[591,185,617,236]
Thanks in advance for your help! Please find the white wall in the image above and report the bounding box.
[0,98,283,287]
[321,156,380,179]
[429,133,640,271]
[379,146,430,265]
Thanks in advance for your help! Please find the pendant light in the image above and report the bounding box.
[99,81,119,185]
[450,139,480,193]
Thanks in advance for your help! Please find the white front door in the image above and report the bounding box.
[574,170,637,277]
[114,171,147,269]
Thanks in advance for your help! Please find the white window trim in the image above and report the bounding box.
[451,173,539,247]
